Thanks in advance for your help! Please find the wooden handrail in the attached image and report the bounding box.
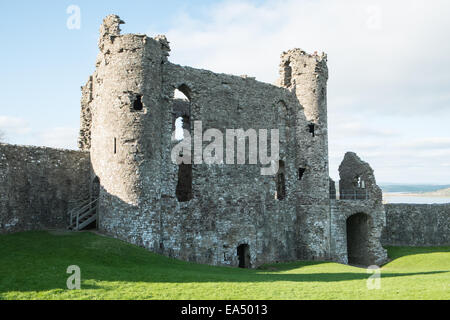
[70,198,99,229]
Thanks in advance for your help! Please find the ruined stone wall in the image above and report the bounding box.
[87,15,332,267]
[330,152,388,266]
[160,63,311,266]
[382,203,450,246]
[0,144,90,233]
[78,76,93,151]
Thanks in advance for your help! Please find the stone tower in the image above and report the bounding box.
[79,15,171,250]
[277,50,331,260]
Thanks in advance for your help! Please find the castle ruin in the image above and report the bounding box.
[0,15,398,267]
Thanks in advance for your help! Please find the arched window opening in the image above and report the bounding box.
[174,84,191,101]
[174,117,184,141]
[237,244,251,268]
[282,61,292,87]
[276,160,286,200]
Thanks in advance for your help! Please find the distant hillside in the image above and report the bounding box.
[380,184,450,193]
[419,188,450,197]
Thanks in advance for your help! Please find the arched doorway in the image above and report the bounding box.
[88,176,100,230]
[346,213,370,266]
[237,244,251,268]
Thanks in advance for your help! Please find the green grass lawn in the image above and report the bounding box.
[0,231,448,300]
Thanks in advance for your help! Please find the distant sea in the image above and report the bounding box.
[383,193,450,204]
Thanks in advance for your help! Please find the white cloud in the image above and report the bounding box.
[159,0,450,183]
[396,138,450,150]
[0,115,77,149]
[38,127,78,150]
[0,116,31,135]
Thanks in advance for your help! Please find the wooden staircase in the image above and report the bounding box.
[68,198,99,231]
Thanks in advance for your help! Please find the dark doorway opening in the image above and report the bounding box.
[346,213,370,266]
[86,176,100,230]
[176,163,192,202]
[237,244,251,268]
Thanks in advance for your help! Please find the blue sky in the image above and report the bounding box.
[0,0,449,184]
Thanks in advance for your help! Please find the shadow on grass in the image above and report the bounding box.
[0,267,447,294]
[0,231,449,294]
[384,246,450,260]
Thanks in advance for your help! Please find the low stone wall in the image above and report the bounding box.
[382,203,450,246]
[0,143,91,233]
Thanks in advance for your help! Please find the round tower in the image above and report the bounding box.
[87,15,168,248]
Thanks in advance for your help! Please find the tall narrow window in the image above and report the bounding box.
[173,84,192,202]
[176,163,192,202]
[358,177,366,189]
[283,61,292,87]
[114,138,117,154]
[133,95,143,111]
[308,123,315,137]
[276,160,286,200]
[298,167,306,180]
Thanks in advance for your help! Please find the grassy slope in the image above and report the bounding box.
[0,231,448,300]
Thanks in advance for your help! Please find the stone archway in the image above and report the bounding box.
[346,212,371,266]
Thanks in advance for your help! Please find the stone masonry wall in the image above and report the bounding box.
[382,203,450,246]
[0,143,91,233]
[331,152,388,266]
[87,15,332,268]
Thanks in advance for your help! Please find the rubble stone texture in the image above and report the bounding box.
[76,15,389,267]
[0,144,90,233]
[331,152,388,265]
[382,204,450,246]
[3,15,446,267]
